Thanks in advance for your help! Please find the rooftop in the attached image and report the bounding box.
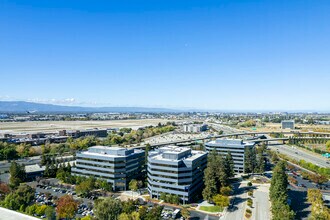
[80,146,143,157]
[149,145,206,161]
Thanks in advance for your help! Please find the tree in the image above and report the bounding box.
[3,184,35,211]
[25,204,38,215]
[202,166,218,202]
[256,151,266,173]
[36,204,47,216]
[244,147,256,173]
[217,154,229,187]
[271,199,295,220]
[138,206,148,220]
[96,178,112,191]
[122,199,138,214]
[130,211,140,220]
[9,161,26,188]
[225,151,235,178]
[170,194,180,205]
[118,213,130,220]
[160,192,166,201]
[45,206,56,220]
[220,186,232,196]
[129,179,138,198]
[0,182,11,197]
[129,179,138,191]
[212,194,230,208]
[56,195,78,219]
[326,141,330,152]
[181,207,190,220]
[308,189,330,220]
[269,161,295,220]
[76,177,95,196]
[145,205,163,220]
[94,197,122,220]
[270,161,288,202]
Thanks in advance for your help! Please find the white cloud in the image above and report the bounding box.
[26,98,77,105]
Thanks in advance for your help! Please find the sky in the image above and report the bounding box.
[1,0,330,111]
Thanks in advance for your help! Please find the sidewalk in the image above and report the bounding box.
[0,207,39,220]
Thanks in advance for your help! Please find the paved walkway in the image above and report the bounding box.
[0,207,39,220]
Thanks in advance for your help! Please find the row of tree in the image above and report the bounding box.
[159,193,180,205]
[202,149,234,202]
[307,188,330,219]
[273,150,330,178]
[269,161,295,220]
[0,142,37,161]
[244,145,266,174]
[94,197,164,220]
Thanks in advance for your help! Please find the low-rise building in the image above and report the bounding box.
[182,124,207,133]
[147,146,207,203]
[64,129,108,138]
[205,139,255,173]
[281,120,295,129]
[72,146,145,191]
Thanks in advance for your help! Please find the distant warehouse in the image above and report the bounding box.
[205,139,255,173]
[281,120,295,129]
[182,124,207,133]
[59,129,108,138]
[72,146,145,191]
[147,146,207,203]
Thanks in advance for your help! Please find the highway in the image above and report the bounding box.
[268,142,330,168]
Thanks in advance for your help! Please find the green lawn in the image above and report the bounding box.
[199,206,223,212]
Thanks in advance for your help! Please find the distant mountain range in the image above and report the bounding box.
[0,101,179,113]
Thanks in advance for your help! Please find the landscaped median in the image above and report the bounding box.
[196,200,225,217]
[199,205,223,212]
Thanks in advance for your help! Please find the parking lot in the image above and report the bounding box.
[29,180,97,219]
[286,167,330,219]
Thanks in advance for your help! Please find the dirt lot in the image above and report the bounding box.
[0,119,178,134]
[240,122,330,133]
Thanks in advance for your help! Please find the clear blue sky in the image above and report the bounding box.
[1,0,330,111]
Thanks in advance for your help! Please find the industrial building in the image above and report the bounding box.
[147,146,207,203]
[205,139,255,173]
[182,124,208,133]
[281,120,295,129]
[72,146,145,191]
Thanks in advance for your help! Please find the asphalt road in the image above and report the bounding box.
[221,182,247,220]
[253,184,270,220]
[268,143,330,168]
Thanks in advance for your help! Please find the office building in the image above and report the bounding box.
[147,146,207,203]
[72,146,145,191]
[205,139,255,173]
[281,120,295,129]
[182,124,208,133]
